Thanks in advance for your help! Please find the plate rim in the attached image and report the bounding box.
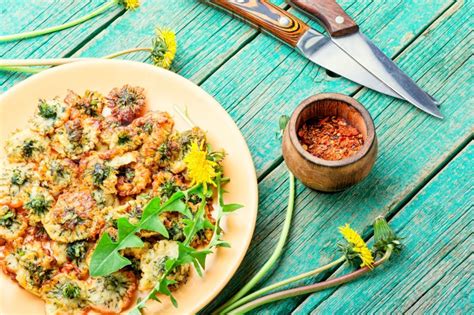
[0,59,259,313]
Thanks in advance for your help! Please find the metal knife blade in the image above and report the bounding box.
[296,29,402,99]
[286,0,442,118]
[206,0,403,99]
[330,31,443,118]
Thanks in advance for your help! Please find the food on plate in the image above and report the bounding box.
[0,85,226,314]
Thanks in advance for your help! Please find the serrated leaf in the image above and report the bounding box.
[117,218,144,250]
[182,218,194,240]
[165,259,176,272]
[141,197,162,217]
[140,213,169,238]
[193,249,212,270]
[193,260,203,277]
[90,190,189,277]
[213,239,231,248]
[170,295,178,308]
[89,233,132,276]
[158,278,178,307]
[162,199,192,218]
[177,243,196,265]
[222,203,244,213]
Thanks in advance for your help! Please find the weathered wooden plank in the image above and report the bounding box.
[0,0,125,92]
[405,245,472,314]
[74,0,287,83]
[295,143,473,314]
[199,0,454,177]
[202,1,472,313]
[74,0,453,177]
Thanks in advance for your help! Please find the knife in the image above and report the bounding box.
[204,0,403,100]
[287,0,443,118]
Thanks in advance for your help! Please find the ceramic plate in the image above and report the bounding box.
[0,60,258,314]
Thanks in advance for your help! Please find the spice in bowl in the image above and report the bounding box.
[297,116,364,161]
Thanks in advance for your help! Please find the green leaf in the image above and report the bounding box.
[162,199,192,218]
[118,176,240,311]
[182,218,195,240]
[211,239,231,248]
[140,212,169,238]
[158,278,178,307]
[116,218,144,249]
[164,258,176,272]
[222,203,244,213]
[90,190,190,277]
[193,249,212,270]
[141,197,162,216]
[89,233,132,277]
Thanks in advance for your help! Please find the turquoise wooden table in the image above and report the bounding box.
[1,0,472,313]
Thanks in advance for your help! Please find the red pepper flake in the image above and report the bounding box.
[298,116,364,161]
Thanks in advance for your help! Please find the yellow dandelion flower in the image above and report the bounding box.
[151,28,177,70]
[354,245,375,269]
[339,224,374,269]
[184,141,217,192]
[118,0,140,10]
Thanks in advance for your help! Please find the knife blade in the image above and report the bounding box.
[287,0,443,118]
[204,0,402,99]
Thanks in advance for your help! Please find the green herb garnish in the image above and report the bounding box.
[89,191,190,277]
[21,140,37,158]
[92,163,112,186]
[0,210,15,227]
[38,100,57,119]
[158,142,169,160]
[129,176,241,314]
[25,195,51,214]
[66,241,88,263]
[159,179,179,199]
[62,283,81,299]
[11,168,27,186]
[117,133,131,145]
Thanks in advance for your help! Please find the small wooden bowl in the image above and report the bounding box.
[282,93,377,192]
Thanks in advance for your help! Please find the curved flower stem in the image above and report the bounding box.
[223,256,345,313]
[0,48,151,66]
[229,246,394,314]
[0,0,116,43]
[0,66,45,74]
[102,47,152,59]
[213,171,296,314]
[0,58,93,67]
[0,47,152,73]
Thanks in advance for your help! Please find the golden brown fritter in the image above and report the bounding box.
[0,85,216,314]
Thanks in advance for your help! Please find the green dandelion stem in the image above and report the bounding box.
[0,66,45,74]
[103,47,152,59]
[214,171,295,314]
[0,47,152,73]
[0,0,117,43]
[0,58,91,67]
[228,245,394,314]
[221,256,346,313]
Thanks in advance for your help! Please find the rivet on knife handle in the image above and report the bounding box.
[288,0,358,37]
[207,0,309,47]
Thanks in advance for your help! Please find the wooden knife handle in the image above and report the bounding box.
[206,0,309,47]
[288,0,358,37]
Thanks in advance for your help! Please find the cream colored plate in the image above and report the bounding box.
[0,60,258,315]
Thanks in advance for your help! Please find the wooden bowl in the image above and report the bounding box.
[282,93,377,192]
